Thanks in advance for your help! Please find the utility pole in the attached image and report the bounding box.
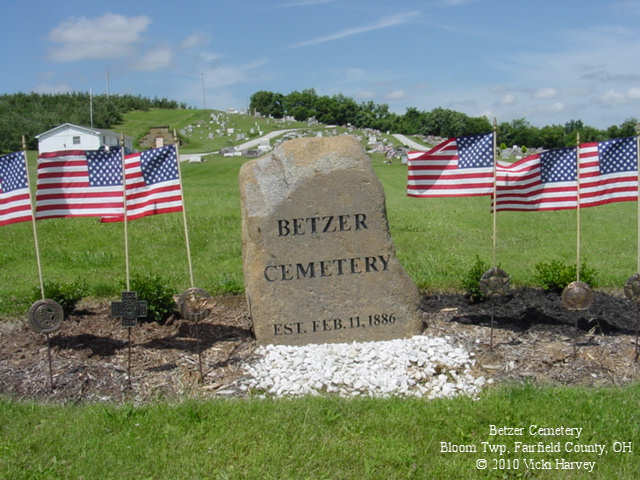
[201,72,206,110]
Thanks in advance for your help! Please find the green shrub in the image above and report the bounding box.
[521,145,528,154]
[461,255,490,303]
[33,280,87,316]
[127,274,177,324]
[533,260,598,293]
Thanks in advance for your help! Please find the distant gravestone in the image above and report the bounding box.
[239,136,422,345]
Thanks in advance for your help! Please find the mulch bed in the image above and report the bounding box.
[1,288,639,404]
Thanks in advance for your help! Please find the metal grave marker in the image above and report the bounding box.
[111,291,148,327]
[479,267,511,350]
[28,299,63,334]
[27,299,64,391]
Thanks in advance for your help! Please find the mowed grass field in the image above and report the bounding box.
[1,147,637,316]
[1,384,638,479]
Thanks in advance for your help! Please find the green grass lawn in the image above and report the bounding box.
[1,383,638,479]
[1,150,638,316]
[376,159,638,290]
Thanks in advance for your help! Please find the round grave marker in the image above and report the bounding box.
[28,299,63,334]
[561,281,594,311]
[624,273,640,303]
[479,267,511,298]
[178,287,213,321]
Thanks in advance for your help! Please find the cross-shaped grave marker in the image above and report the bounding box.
[111,291,147,327]
[111,291,147,388]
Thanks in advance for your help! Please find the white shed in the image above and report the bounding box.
[35,123,133,154]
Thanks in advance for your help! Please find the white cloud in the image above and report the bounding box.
[494,24,640,125]
[200,51,223,63]
[202,58,268,88]
[501,93,516,105]
[135,47,173,71]
[385,89,406,100]
[549,101,565,112]
[181,32,209,49]
[48,13,150,61]
[182,59,268,108]
[534,87,558,99]
[33,83,72,94]
[290,11,419,48]
[597,87,640,104]
[601,89,626,105]
[627,87,640,99]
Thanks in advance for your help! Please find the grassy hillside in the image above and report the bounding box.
[114,108,306,153]
[114,108,406,153]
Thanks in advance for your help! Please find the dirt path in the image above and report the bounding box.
[392,133,430,150]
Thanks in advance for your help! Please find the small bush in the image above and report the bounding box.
[462,255,490,303]
[521,145,528,154]
[33,280,87,316]
[127,274,177,324]
[93,282,118,298]
[534,260,598,293]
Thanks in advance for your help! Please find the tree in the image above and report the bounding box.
[400,107,424,134]
[618,118,639,137]
[464,116,492,135]
[537,125,564,149]
[0,92,185,153]
[292,106,310,121]
[564,119,584,133]
[249,90,284,118]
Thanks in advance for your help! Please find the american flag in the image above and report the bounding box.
[407,133,495,197]
[579,137,638,207]
[496,137,639,211]
[495,147,578,211]
[101,145,183,222]
[35,148,124,219]
[0,151,33,226]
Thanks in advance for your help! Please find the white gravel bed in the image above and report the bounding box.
[238,335,488,398]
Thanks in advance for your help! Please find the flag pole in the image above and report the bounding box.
[636,123,640,274]
[119,134,133,389]
[576,132,581,282]
[22,136,45,300]
[120,134,130,290]
[492,119,498,267]
[174,129,195,288]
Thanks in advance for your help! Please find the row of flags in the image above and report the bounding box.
[0,145,183,226]
[407,132,639,211]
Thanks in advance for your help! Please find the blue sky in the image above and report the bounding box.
[4,0,640,128]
